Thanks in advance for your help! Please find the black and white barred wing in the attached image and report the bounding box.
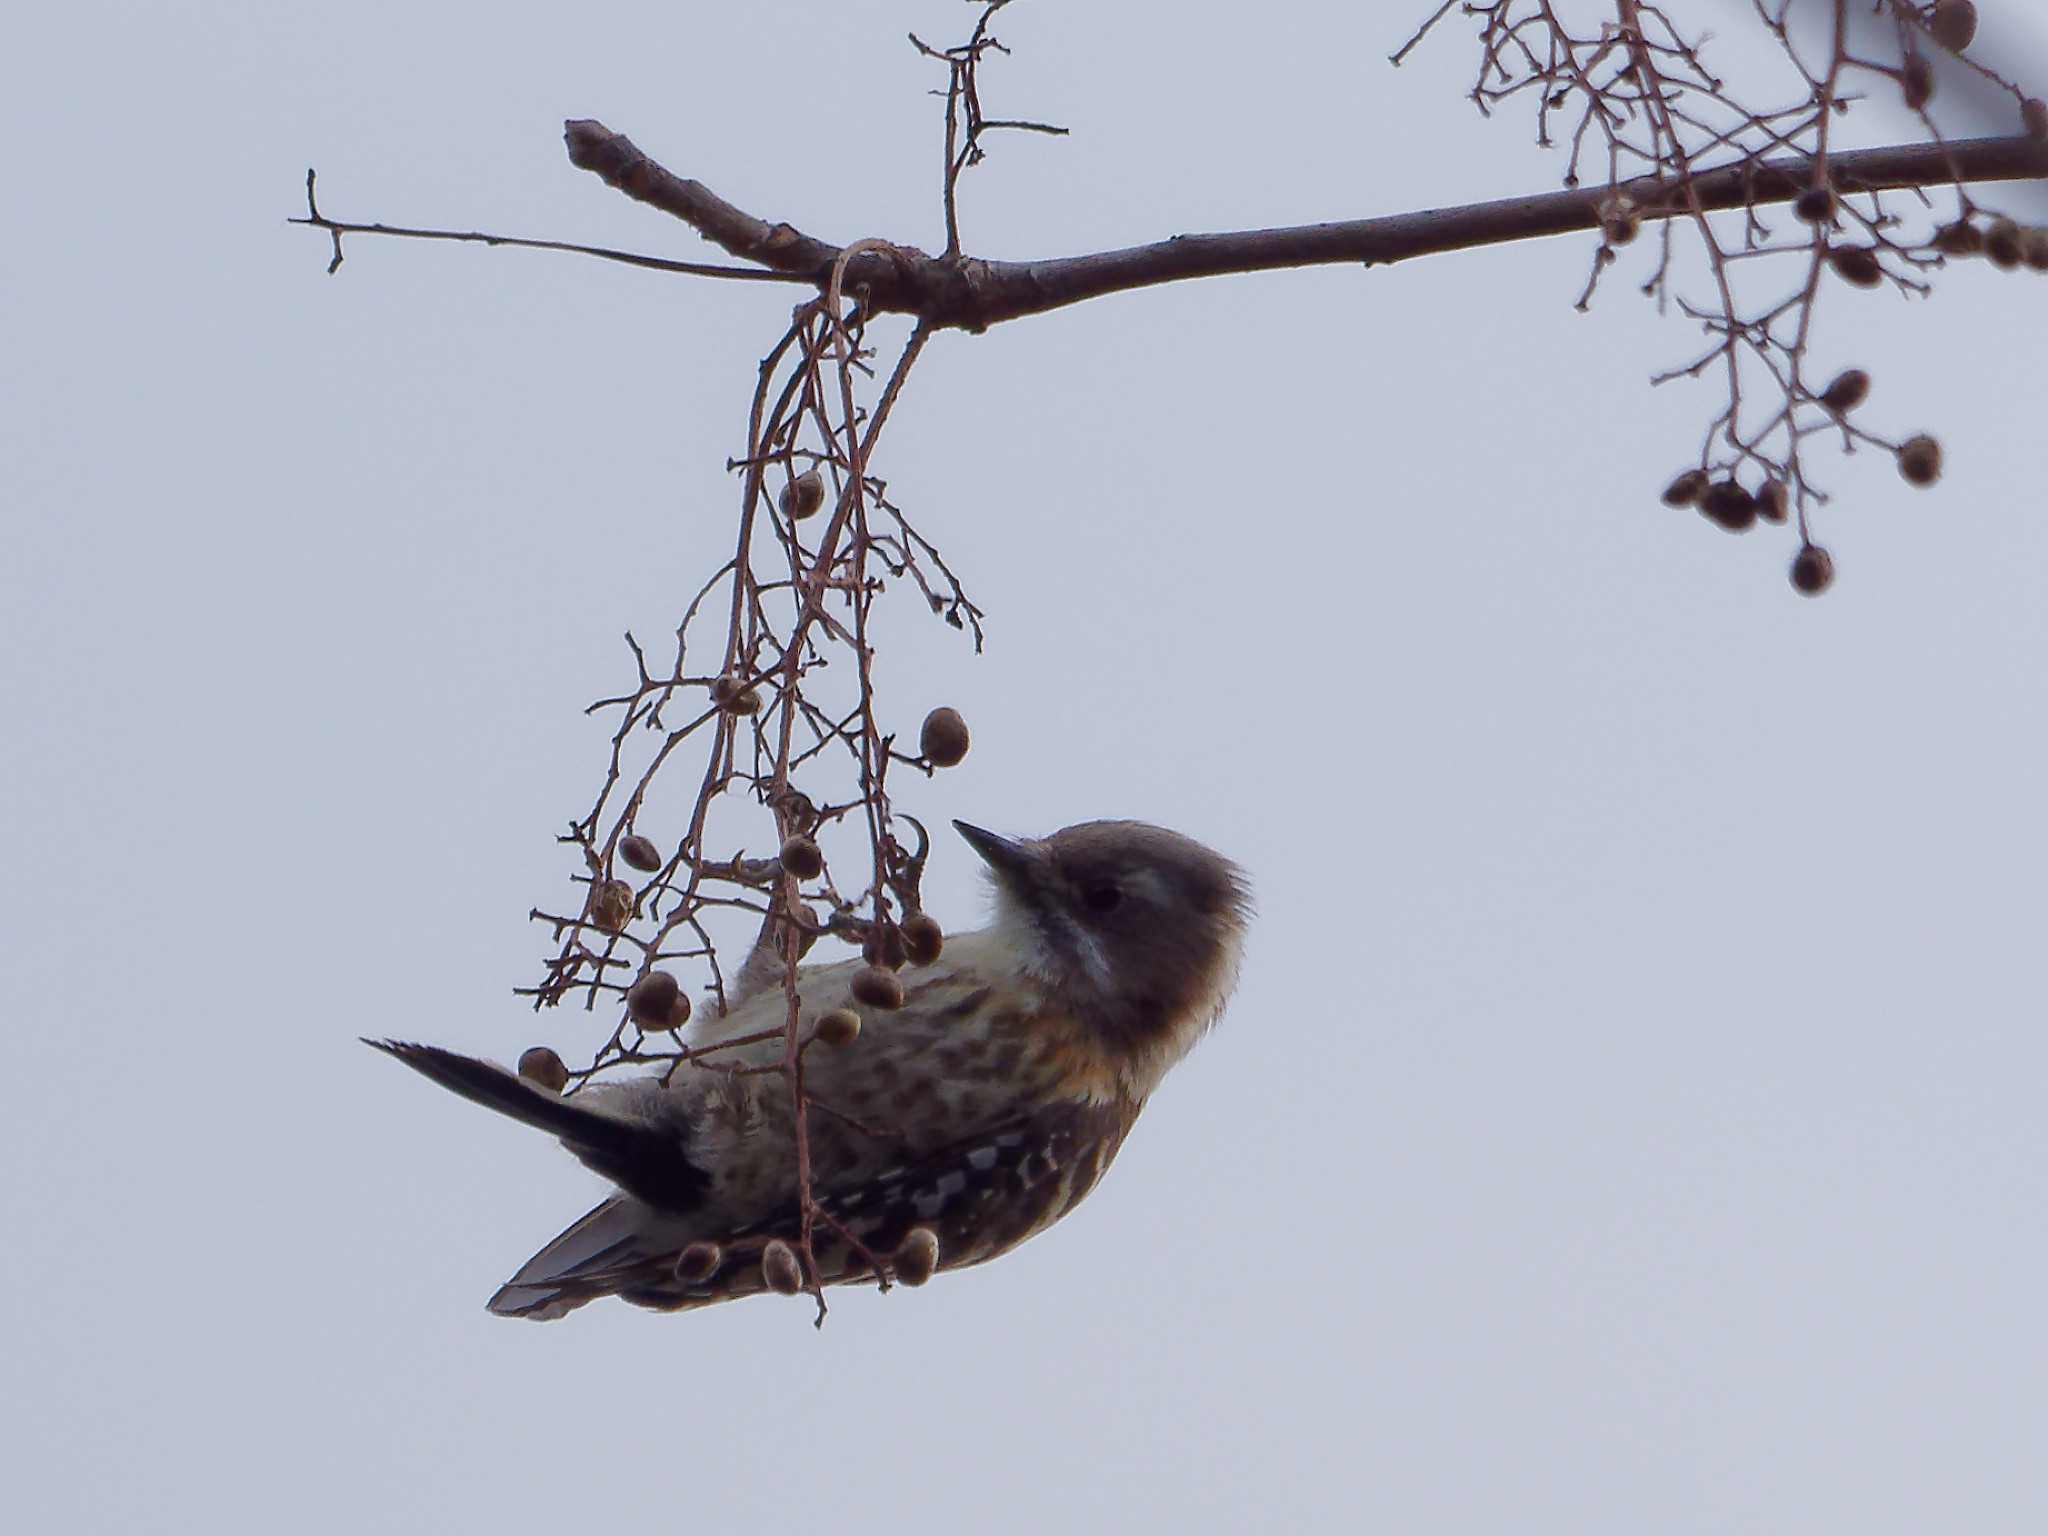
[489,1097,1133,1320]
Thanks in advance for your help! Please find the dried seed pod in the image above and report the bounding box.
[1793,186,1836,224]
[919,706,970,767]
[1661,469,1709,507]
[814,1007,862,1049]
[778,469,826,521]
[1897,434,1943,486]
[901,912,944,967]
[590,879,634,933]
[2027,98,2048,141]
[861,921,908,971]
[773,787,819,833]
[761,1240,804,1296]
[894,1228,941,1288]
[675,1241,723,1285]
[1929,0,1977,53]
[1755,481,1789,524]
[2021,228,2048,272]
[1819,369,1871,412]
[517,1046,570,1093]
[851,965,905,1011]
[1790,544,1835,596]
[782,902,821,961]
[1900,53,1935,111]
[1932,220,1983,257]
[1828,246,1884,287]
[1597,194,1641,246]
[1698,479,1758,532]
[778,834,824,881]
[1985,219,2024,269]
[618,834,662,873]
[627,969,688,1032]
[708,673,763,716]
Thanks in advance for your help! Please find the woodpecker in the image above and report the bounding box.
[370,819,1250,1320]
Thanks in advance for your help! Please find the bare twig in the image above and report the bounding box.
[292,169,812,284]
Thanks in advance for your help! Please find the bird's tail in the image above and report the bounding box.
[364,1040,710,1211]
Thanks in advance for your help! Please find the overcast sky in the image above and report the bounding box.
[8,3,2048,1532]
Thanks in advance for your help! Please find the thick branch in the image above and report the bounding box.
[565,119,846,276]
[566,119,2048,329]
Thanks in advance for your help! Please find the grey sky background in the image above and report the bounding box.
[7,3,2047,1532]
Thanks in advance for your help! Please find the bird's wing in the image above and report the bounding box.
[488,1095,1134,1320]
[487,1195,694,1321]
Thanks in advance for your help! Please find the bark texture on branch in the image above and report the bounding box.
[565,119,2048,330]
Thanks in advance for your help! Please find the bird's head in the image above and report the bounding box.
[954,818,1251,1095]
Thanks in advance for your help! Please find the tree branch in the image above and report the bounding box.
[291,168,813,284]
[564,119,2048,331]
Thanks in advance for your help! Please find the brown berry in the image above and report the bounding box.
[1793,186,1836,224]
[894,1228,941,1288]
[1932,220,1984,257]
[590,878,634,933]
[1698,479,1757,532]
[1661,469,1709,507]
[778,469,826,521]
[862,922,908,971]
[1900,53,1935,112]
[901,912,944,967]
[1789,544,1835,596]
[1755,481,1789,524]
[1828,246,1884,287]
[1897,434,1943,486]
[618,834,662,873]
[2026,99,2048,141]
[919,706,970,768]
[517,1046,569,1093]
[675,1240,723,1285]
[1985,219,2024,269]
[814,1007,862,1048]
[710,674,763,716]
[1818,369,1870,412]
[1597,195,1641,246]
[1929,0,1977,53]
[778,834,824,881]
[786,903,821,960]
[851,965,905,1011]
[627,969,688,1032]
[761,1239,804,1296]
[2021,228,2048,272]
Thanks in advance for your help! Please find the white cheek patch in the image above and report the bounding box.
[991,889,1052,968]
[1066,922,1113,990]
[992,889,1088,988]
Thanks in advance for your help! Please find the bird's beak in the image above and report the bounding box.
[953,821,1036,887]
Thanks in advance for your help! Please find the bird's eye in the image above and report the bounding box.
[1080,881,1122,914]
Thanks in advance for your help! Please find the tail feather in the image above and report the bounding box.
[365,1040,709,1212]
